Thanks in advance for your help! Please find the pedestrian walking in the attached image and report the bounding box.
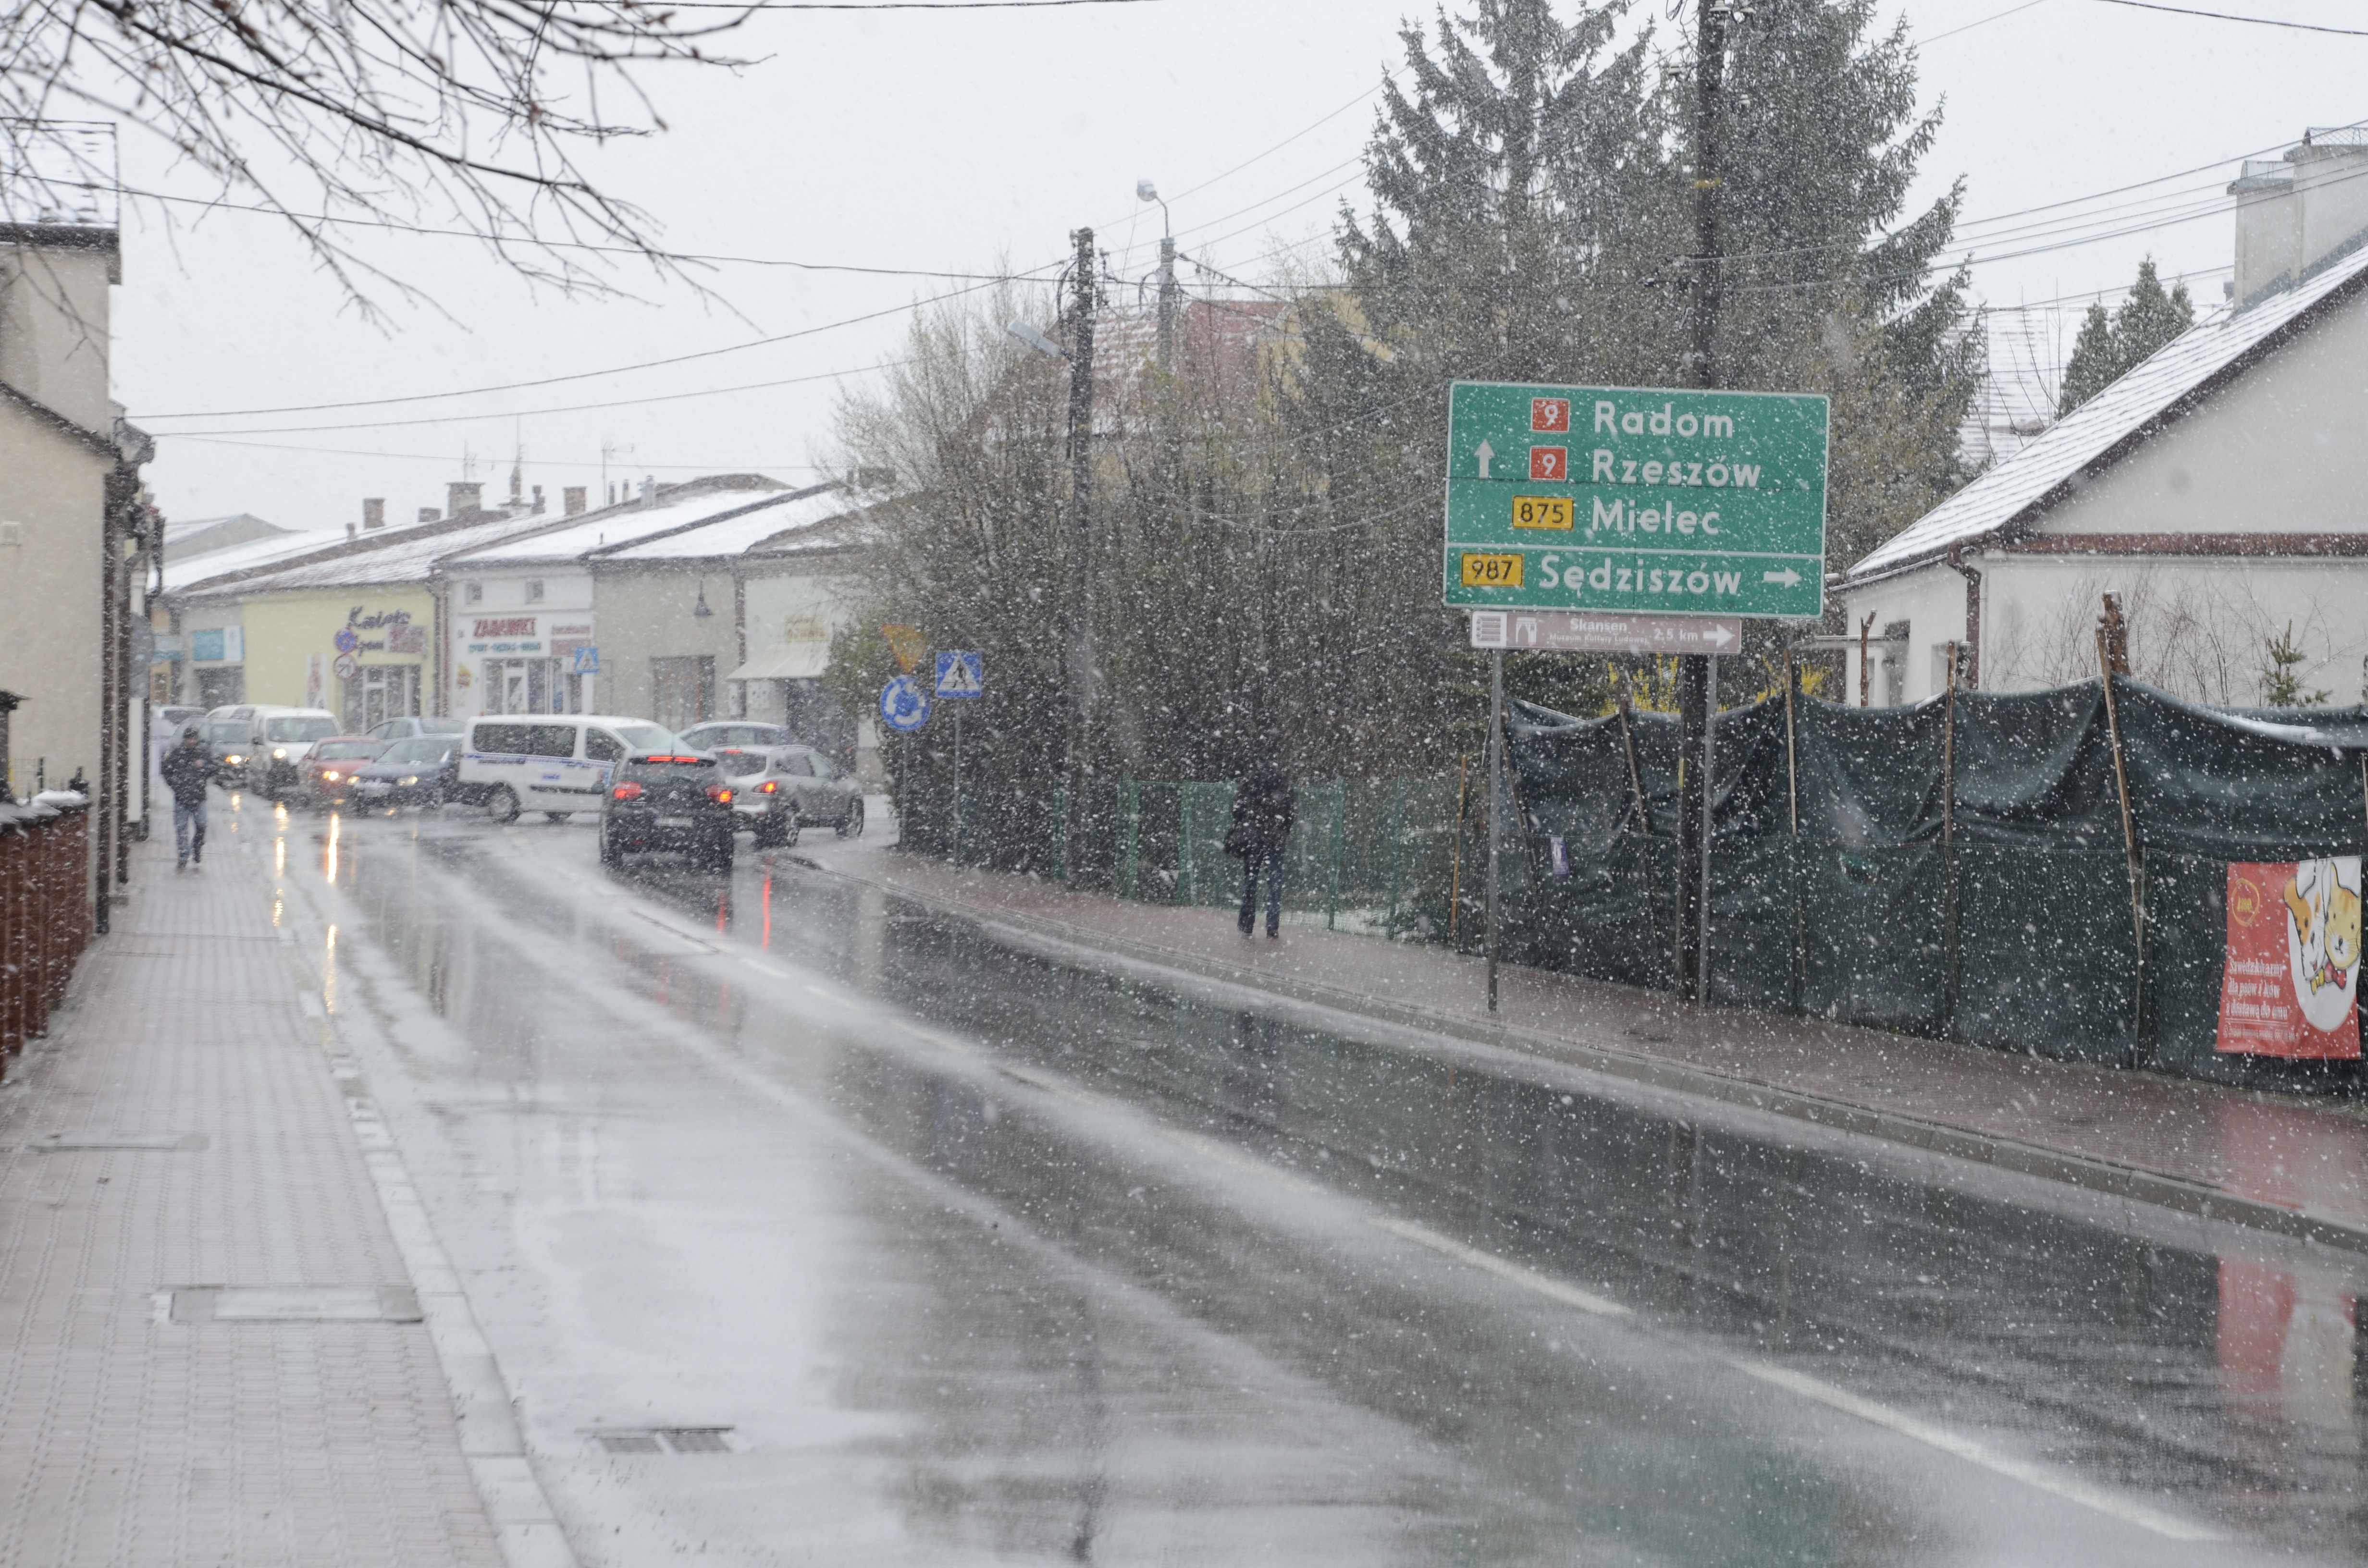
[1226,756,1294,939]
[160,725,219,870]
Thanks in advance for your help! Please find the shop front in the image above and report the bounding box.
[240,588,434,729]
[452,612,598,717]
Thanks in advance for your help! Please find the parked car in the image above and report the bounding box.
[459,714,679,822]
[206,707,340,796]
[678,721,791,752]
[600,751,736,871]
[298,737,387,808]
[366,715,467,743]
[350,737,460,811]
[713,747,798,847]
[713,744,863,844]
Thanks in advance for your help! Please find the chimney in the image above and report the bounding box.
[447,481,483,517]
[532,484,546,515]
[639,476,657,509]
[419,507,441,524]
[564,486,588,516]
[346,522,357,541]
[363,497,386,530]
[510,462,523,506]
[2231,127,2368,306]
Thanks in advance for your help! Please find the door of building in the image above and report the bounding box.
[651,656,715,732]
[350,664,420,732]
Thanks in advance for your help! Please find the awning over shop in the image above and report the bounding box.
[726,640,829,681]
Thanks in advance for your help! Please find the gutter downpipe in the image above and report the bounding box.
[1947,545,1983,689]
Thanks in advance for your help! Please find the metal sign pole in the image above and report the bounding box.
[952,710,963,867]
[1486,648,1504,1014]
[1696,653,1718,1003]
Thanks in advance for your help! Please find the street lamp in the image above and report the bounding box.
[1007,318,1067,360]
[1137,180,1177,374]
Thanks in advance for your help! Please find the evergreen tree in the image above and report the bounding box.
[2058,259,2194,416]
[2260,623,2330,708]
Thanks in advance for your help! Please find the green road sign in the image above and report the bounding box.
[1442,381,1829,619]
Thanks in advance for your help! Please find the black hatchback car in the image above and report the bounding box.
[349,736,460,810]
[600,752,737,871]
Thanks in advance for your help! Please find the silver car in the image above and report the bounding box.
[712,745,863,847]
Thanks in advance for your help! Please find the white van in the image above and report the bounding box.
[460,714,680,822]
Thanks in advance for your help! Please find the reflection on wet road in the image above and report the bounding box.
[239,796,2364,1565]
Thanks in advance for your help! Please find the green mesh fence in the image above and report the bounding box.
[888,677,2368,1093]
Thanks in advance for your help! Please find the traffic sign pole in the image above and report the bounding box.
[1485,649,1503,1015]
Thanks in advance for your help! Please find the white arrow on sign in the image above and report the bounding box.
[1474,440,1494,479]
[1762,567,1802,588]
[1703,623,1736,648]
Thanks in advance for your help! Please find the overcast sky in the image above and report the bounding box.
[107,0,2368,531]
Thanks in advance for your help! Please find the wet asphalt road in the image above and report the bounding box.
[226,794,2366,1565]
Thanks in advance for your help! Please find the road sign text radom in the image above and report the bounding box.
[1442,381,1830,620]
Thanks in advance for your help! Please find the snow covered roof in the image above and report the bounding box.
[187,510,565,595]
[160,528,344,593]
[449,483,809,566]
[594,486,859,562]
[1845,240,2368,584]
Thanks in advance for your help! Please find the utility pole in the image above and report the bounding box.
[1674,0,1730,1004]
[1158,234,1178,375]
[1063,226,1099,881]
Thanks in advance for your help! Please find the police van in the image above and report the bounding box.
[459,714,681,822]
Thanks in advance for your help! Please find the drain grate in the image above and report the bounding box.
[169,1286,422,1323]
[592,1427,734,1455]
[32,1133,207,1152]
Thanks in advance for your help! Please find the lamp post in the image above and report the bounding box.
[1137,180,1176,375]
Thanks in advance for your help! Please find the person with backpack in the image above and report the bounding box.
[160,726,220,870]
[1226,756,1294,939]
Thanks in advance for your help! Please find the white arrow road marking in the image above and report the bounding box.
[1762,567,1802,588]
[1475,440,1494,479]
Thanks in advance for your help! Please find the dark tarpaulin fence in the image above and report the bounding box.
[1506,682,2368,1091]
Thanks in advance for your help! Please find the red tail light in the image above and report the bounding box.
[706,785,734,804]
[611,782,643,800]
[758,780,778,794]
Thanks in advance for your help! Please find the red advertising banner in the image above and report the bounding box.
[2217,858,2363,1059]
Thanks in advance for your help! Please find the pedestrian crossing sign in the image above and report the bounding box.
[935,650,983,699]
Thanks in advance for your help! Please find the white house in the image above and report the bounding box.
[1838,129,2368,709]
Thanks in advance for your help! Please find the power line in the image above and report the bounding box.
[650,0,1167,8]
[121,185,1049,279]
[1920,0,2053,45]
[134,280,1021,420]
[151,360,904,437]
[163,435,823,471]
[2087,0,2368,35]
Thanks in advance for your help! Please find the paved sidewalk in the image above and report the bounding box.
[0,829,507,1567]
[791,837,2368,1253]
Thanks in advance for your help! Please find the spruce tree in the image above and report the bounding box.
[2057,259,2194,416]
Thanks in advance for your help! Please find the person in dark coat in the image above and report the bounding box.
[1229,757,1294,938]
[159,726,220,870]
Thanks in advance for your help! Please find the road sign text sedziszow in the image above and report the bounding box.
[1443,382,1829,619]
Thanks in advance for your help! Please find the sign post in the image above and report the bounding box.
[1444,381,1830,1004]
[935,653,982,863]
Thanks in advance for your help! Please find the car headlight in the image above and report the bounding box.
[323,771,341,781]
[225,754,243,765]
[399,776,418,786]
[272,747,287,759]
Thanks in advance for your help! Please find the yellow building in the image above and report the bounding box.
[173,502,576,731]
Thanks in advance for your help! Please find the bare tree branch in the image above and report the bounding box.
[1,0,755,315]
